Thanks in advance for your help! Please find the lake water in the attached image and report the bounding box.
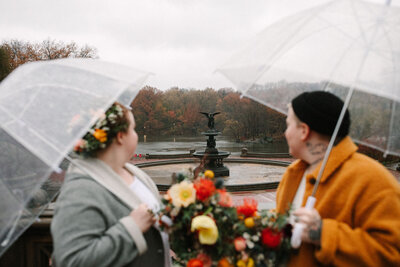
[136,135,288,156]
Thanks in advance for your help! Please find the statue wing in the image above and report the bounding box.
[199,112,209,117]
[212,112,221,116]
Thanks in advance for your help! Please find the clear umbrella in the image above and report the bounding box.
[217,0,400,156]
[0,58,150,256]
[217,0,400,247]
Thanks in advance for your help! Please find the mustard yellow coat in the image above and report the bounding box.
[276,137,400,266]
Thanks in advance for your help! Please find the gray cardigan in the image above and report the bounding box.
[51,158,168,267]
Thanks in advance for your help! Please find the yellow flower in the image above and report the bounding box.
[236,258,254,267]
[244,217,255,228]
[168,181,196,207]
[204,170,215,179]
[191,215,219,245]
[93,128,107,143]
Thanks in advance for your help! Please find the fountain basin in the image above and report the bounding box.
[192,151,231,176]
[135,158,290,192]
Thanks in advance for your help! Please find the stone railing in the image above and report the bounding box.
[144,149,196,159]
[240,147,291,158]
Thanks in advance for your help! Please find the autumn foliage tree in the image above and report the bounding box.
[0,47,11,82]
[131,86,286,141]
[0,39,98,78]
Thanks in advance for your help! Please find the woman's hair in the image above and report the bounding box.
[73,102,130,157]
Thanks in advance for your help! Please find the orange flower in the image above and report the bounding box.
[217,258,234,267]
[93,128,107,143]
[194,178,216,201]
[187,258,203,267]
[217,189,233,207]
[236,198,258,218]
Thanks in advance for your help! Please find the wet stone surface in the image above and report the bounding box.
[141,162,286,186]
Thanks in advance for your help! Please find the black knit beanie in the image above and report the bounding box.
[291,91,350,137]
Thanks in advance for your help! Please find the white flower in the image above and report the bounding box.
[251,235,259,242]
[243,232,251,240]
[195,203,203,210]
[115,105,123,116]
[257,254,265,262]
[261,217,269,226]
[246,240,254,249]
[108,113,117,120]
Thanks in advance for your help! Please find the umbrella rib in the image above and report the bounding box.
[313,1,391,195]
[216,2,331,93]
[246,2,336,94]
[350,0,368,46]
[0,83,106,102]
[252,5,384,93]
[6,83,107,125]
[385,100,397,156]
[319,5,396,101]
[54,60,150,85]
[317,8,390,61]
[0,105,62,171]
[241,92,287,115]
[380,8,398,156]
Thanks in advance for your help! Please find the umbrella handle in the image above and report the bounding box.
[290,196,316,248]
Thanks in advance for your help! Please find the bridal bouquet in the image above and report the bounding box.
[159,170,292,267]
[233,199,292,267]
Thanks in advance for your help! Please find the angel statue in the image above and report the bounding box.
[200,112,220,130]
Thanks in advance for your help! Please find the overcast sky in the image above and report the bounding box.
[0,0,398,90]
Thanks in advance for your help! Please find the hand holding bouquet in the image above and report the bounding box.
[159,170,292,267]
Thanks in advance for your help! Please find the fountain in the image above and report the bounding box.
[192,112,230,177]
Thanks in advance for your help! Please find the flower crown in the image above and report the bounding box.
[73,103,129,157]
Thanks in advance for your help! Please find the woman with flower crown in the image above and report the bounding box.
[51,103,170,267]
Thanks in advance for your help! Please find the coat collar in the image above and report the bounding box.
[289,136,358,183]
[67,158,159,209]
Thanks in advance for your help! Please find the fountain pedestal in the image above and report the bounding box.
[193,130,230,177]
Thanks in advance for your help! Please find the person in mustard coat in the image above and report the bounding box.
[276,91,400,266]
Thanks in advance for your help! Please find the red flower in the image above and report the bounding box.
[217,189,233,207]
[261,228,282,249]
[187,258,204,267]
[236,198,258,217]
[196,253,212,267]
[194,178,216,201]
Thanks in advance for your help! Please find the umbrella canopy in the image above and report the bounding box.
[0,58,150,256]
[217,0,400,157]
